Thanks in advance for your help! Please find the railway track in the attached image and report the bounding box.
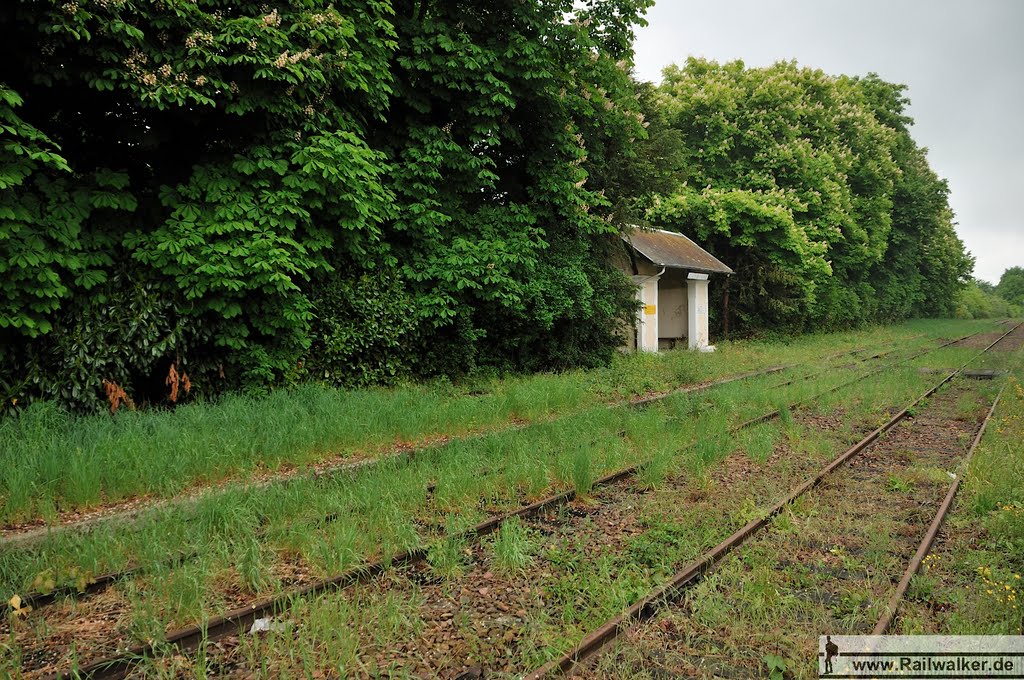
[2,327,1002,678]
[5,340,885,551]
[5,333,939,557]
[871,379,1008,635]
[2,337,917,616]
[567,379,1007,678]
[527,321,1023,679]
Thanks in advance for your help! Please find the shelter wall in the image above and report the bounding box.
[657,271,688,346]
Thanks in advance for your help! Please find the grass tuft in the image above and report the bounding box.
[571,447,594,498]
[491,517,534,574]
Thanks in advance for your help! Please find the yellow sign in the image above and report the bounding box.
[644,304,657,316]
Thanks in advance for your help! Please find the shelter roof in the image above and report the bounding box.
[624,228,733,275]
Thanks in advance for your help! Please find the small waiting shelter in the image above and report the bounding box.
[619,228,733,353]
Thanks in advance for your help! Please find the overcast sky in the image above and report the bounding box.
[632,0,1024,284]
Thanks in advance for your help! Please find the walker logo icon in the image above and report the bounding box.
[818,636,1024,678]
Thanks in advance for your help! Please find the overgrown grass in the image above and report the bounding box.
[0,320,986,524]
[585,377,1005,679]
[490,517,535,574]
[236,361,978,676]
[0,320,1008,678]
[0,357,872,592]
[5,334,953,587]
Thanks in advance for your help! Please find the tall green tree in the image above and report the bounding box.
[956,277,1019,319]
[648,59,899,330]
[997,267,1024,307]
[372,0,653,373]
[856,74,972,319]
[646,59,971,333]
[1,0,399,403]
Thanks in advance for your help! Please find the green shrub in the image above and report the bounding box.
[305,268,418,388]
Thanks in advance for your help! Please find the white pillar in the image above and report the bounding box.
[632,274,661,352]
[687,273,713,351]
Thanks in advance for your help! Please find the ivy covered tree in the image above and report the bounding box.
[0,3,980,413]
[1,0,400,404]
[373,0,652,373]
[0,0,654,411]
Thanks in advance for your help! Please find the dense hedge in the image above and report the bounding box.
[0,0,652,411]
[996,267,1024,309]
[957,276,1023,319]
[0,3,977,413]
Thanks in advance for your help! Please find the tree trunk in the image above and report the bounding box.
[722,277,731,339]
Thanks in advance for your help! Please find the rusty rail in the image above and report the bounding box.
[872,379,1010,634]
[8,363,801,617]
[767,335,923,390]
[627,363,792,408]
[1,335,937,552]
[3,362,806,552]
[522,322,1021,679]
